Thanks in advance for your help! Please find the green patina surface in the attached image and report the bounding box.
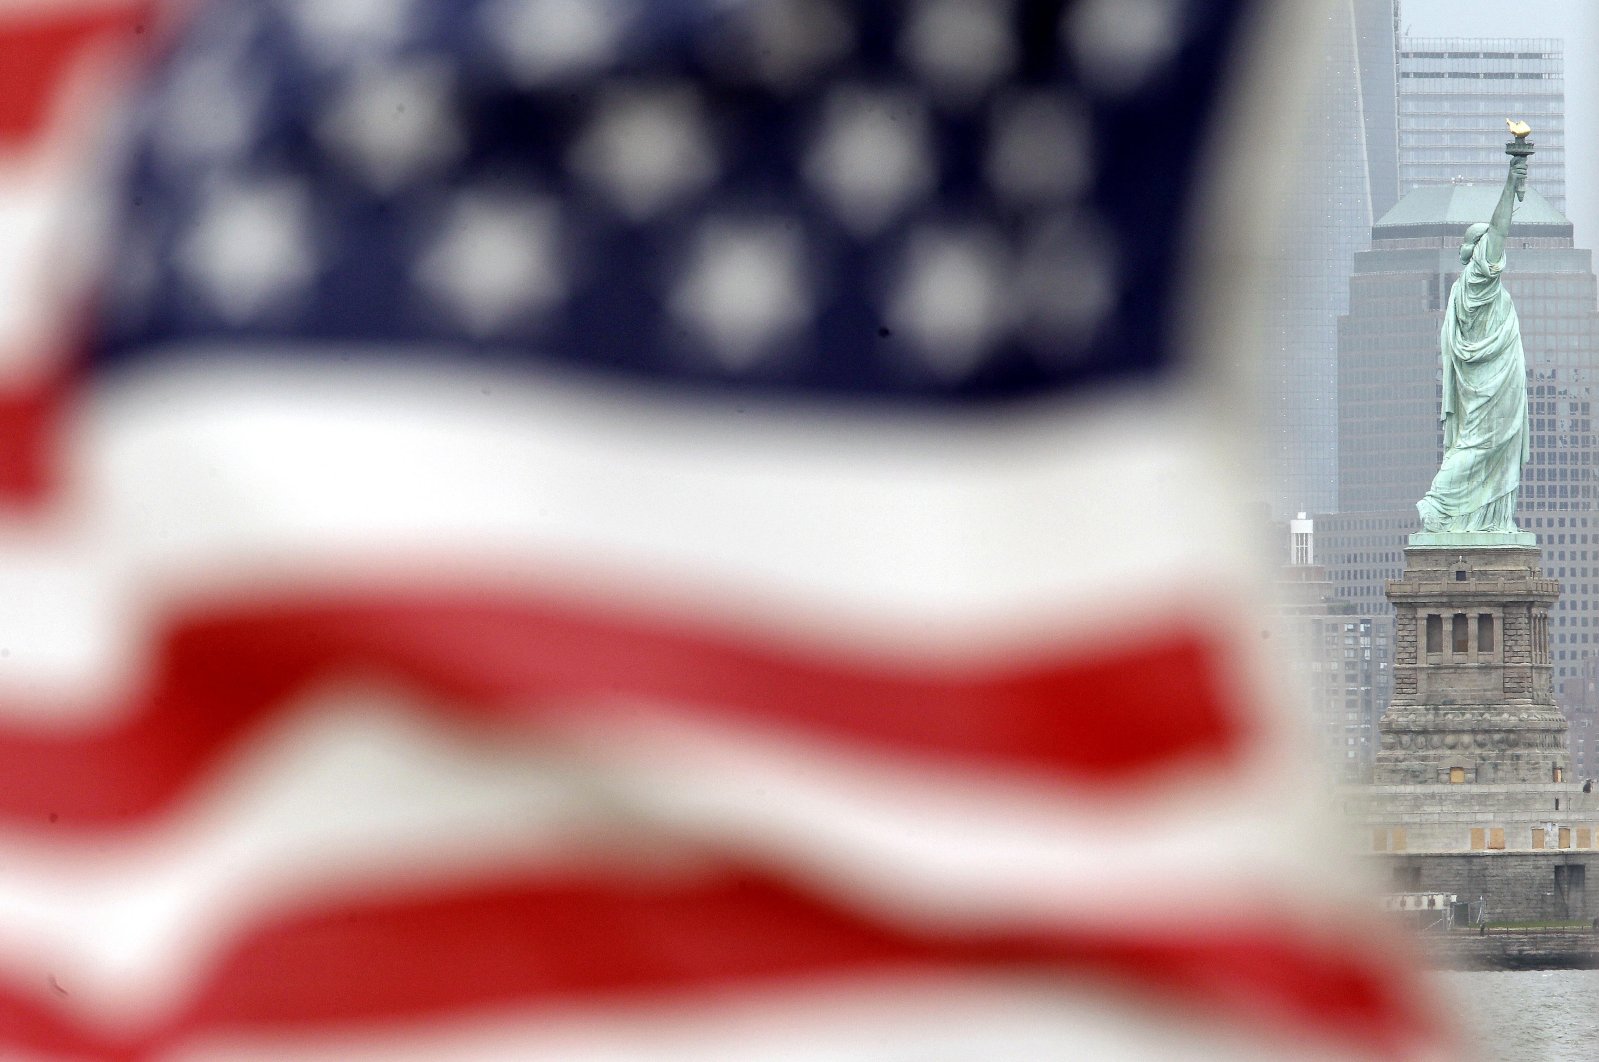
[1416,155,1533,534]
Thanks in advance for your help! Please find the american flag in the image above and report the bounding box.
[0,1,1445,1058]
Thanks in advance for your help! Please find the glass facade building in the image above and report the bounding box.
[1398,38,1565,213]
[1260,0,1399,520]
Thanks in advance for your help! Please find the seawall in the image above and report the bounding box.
[1423,929,1599,970]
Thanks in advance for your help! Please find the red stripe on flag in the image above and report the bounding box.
[0,867,1440,1061]
[0,0,162,508]
[0,2,153,146]
[0,359,77,508]
[0,594,1253,824]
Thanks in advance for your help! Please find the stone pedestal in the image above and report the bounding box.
[1376,534,1569,785]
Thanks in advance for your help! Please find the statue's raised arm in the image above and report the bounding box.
[1480,153,1526,264]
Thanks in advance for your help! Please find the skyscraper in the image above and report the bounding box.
[1260,0,1399,519]
[1397,38,1565,212]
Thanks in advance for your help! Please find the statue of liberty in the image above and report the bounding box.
[1416,140,1532,533]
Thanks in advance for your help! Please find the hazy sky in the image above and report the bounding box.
[1398,0,1599,249]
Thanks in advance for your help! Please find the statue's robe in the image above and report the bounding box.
[1416,235,1529,532]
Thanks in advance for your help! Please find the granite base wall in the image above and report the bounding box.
[1372,851,1599,922]
[1341,782,1598,853]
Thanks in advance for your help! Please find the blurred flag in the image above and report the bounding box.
[0,1,1446,1059]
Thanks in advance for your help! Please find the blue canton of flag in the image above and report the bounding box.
[98,0,1241,399]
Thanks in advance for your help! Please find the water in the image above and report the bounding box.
[1435,970,1599,1061]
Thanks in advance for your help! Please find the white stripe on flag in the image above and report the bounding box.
[0,682,1362,1030]
[3,353,1269,712]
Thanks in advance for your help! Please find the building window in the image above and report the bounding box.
[1479,613,1495,653]
[1427,614,1442,654]
[1452,613,1469,655]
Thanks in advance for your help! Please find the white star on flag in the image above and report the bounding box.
[900,0,1017,105]
[415,190,567,335]
[317,58,464,194]
[568,84,719,220]
[804,87,934,236]
[670,218,814,369]
[1065,0,1186,97]
[485,0,633,85]
[177,177,317,323]
[888,226,1013,379]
